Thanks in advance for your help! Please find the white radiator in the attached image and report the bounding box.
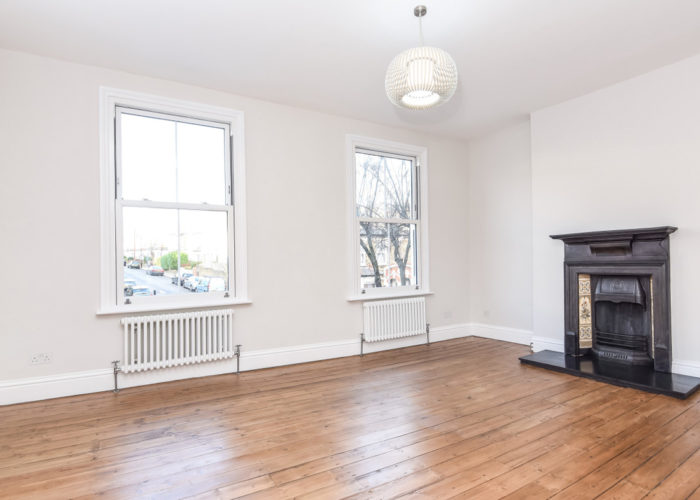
[120,309,235,373]
[362,297,427,342]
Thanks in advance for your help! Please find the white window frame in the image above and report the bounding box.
[346,135,431,301]
[98,88,249,314]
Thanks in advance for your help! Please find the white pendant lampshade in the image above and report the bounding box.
[385,6,458,110]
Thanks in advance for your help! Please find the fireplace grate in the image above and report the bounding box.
[596,331,648,352]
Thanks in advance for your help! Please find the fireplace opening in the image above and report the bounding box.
[595,302,648,349]
[592,276,652,366]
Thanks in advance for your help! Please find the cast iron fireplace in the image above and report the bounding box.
[520,226,700,399]
[555,226,674,372]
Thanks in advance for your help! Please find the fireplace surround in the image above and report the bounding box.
[520,226,700,399]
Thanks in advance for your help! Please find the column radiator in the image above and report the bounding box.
[119,309,235,373]
[362,297,428,343]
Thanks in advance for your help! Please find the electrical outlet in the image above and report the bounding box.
[30,352,52,365]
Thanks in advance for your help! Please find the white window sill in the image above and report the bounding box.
[96,297,252,316]
[347,290,433,302]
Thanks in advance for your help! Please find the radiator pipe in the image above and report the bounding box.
[112,360,121,393]
[360,333,365,356]
[426,323,431,346]
[235,345,241,374]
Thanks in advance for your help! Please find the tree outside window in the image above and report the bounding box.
[355,150,419,291]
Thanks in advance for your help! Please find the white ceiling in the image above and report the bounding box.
[1,0,700,139]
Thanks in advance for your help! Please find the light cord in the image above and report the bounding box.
[418,16,424,46]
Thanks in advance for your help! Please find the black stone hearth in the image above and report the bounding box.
[520,350,700,399]
[521,226,700,398]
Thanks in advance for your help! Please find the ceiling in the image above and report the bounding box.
[1,0,700,139]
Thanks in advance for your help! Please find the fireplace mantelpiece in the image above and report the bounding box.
[520,226,700,399]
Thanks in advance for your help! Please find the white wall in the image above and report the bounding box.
[531,54,700,373]
[11,43,699,404]
[467,121,533,342]
[0,49,470,399]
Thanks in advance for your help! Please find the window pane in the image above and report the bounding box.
[356,153,387,219]
[120,113,177,202]
[179,210,229,292]
[122,207,229,298]
[360,222,388,289]
[176,122,228,205]
[123,207,187,297]
[355,152,414,219]
[359,222,417,290]
[388,223,418,287]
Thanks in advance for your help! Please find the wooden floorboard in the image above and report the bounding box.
[0,337,698,499]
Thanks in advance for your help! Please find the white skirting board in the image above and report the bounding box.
[0,323,468,406]
[531,335,565,353]
[469,323,532,346]
[672,360,700,378]
[4,324,699,405]
[0,368,115,407]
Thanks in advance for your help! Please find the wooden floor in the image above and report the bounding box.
[1,338,699,499]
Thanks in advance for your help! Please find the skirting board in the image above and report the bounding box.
[0,323,469,406]
[532,336,564,353]
[9,322,693,406]
[673,360,700,378]
[469,323,532,346]
[0,368,114,407]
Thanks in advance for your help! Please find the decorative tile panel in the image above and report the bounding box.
[578,274,592,348]
[650,277,654,358]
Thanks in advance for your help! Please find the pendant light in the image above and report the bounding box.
[385,5,458,109]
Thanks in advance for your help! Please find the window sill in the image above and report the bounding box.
[96,297,252,316]
[347,290,434,302]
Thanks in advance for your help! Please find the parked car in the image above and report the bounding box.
[195,277,226,293]
[124,278,137,296]
[183,276,201,291]
[146,265,164,276]
[171,271,193,285]
[127,260,141,269]
[195,278,210,293]
[131,285,152,296]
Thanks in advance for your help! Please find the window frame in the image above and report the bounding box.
[346,135,431,301]
[98,88,249,314]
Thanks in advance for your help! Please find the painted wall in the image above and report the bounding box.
[531,54,700,373]
[0,49,470,392]
[467,121,533,341]
[11,42,699,403]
